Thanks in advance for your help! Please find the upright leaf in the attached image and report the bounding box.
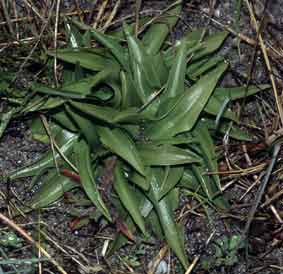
[142,3,182,55]
[114,161,146,233]
[74,139,111,221]
[147,168,189,269]
[90,29,129,70]
[163,40,188,100]
[193,123,221,191]
[147,62,228,139]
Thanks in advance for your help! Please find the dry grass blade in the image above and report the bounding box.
[0,212,68,274]
[21,0,46,23]
[40,115,78,173]
[1,0,14,35]
[102,0,121,32]
[15,0,56,79]
[93,0,109,29]
[147,246,168,274]
[245,0,283,128]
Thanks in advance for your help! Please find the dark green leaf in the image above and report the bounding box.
[74,139,111,221]
[142,3,181,55]
[213,84,270,101]
[158,166,184,200]
[147,62,228,139]
[48,48,120,71]
[137,144,201,166]
[69,101,151,124]
[29,171,78,210]
[9,133,78,180]
[114,161,146,233]
[97,127,146,176]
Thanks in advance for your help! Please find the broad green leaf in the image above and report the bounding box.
[21,96,65,113]
[213,84,270,101]
[204,95,237,122]
[29,171,78,210]
[90,29,129,70]
[158,166,184,200]
[120,70,141,108]
[193,123,221,191]
[52,110,78,132]
[203,118,252,141]
[69,101,151,124]
[48,48,120,71]
[187,56,224,80]
[163,40,202,72]
[9,133,78,180]
[147,62,228,139]
[137,144,201,166]
[163,40,188,100]
[179,169,200,191]
[0,108,15,139]
[32,83,86,99]
[147,168,188,269]
[32,70,117,99]
[142,3,181,55]
[114,161,146,233]
[97,127,146,176]
[63,69,118,94]
[74,139,111,221]
[147,133,195,146]
[192,164,229,209]
[65,105,99,148]
[128,168,150,190]
[190,31,228,61]
[167,30,227,63]
[124,23,161,88]
[30,118,61,144]
[147,207,164,238]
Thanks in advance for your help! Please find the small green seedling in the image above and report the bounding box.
[202,235,245,270]
[0,231,23,248]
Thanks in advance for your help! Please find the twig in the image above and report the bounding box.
[242,143,281,238]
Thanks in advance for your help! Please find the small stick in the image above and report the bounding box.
[242,143,281,238]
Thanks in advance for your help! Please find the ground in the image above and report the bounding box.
[1,1,283,273]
